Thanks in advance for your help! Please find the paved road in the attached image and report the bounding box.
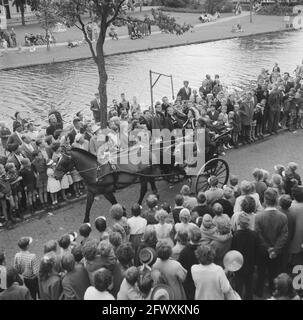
[1,130,303,264]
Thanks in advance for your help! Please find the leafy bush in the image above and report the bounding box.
[162,0,186,8]
[221,2,234,13]
[257,4,294,16]
[203,0,227,15]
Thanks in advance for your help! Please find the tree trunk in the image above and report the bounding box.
[96,35,108,129]
[21,5,25,26]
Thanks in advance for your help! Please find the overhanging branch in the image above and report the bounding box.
[77,14,98,63]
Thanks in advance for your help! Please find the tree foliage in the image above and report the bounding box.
[30,0,192,128]
[35,0,59,49]
[203,0,227,14]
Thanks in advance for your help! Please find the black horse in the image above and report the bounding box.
[54,148,160,222]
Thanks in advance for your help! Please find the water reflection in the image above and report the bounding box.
[0,30,303,126]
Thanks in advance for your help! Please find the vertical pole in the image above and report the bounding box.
[150,70,154,113]
[171,75,175,101]
[250,0,253,23]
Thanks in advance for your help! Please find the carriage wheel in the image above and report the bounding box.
[195,158,229,194]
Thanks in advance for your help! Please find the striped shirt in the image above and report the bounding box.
[14,251,39,279]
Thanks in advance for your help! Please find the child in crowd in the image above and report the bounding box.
[5,163,22,214]
[32,151,48,208]
[154,209,174,248]
[110,204,129,242]
[70,166,82,198]
[127,204,147,260]
[79,223,92,246]
[95,216,109,241]
[271,174,285,196]
[20,158,36,214]
[228,175,241,198]
[0,164,16,223]
[117,266,143,300]
[172,194,184,224]
[46,159,61,206]
[109,232,123,255]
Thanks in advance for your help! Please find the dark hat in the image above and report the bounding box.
[18,237,33,250]
[151,284,175,300]
[138,247,157,266]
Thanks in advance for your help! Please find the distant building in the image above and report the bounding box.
[0,0,34,21]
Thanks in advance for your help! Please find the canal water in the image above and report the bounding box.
[1,30,303,126]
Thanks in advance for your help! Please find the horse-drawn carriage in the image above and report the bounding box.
[54,129,230,222]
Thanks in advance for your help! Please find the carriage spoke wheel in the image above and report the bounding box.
[195,158,229,194]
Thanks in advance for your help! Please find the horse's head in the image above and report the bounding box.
[54,146,74,180]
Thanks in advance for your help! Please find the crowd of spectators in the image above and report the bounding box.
[1,61,303,229]
[0,161,302,300]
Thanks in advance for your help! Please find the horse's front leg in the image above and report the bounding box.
[149,178,159,199]
[84,190,95,223]
[138,178,148,205]
[104,193,118,205]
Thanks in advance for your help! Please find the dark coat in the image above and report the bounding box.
[61,264,90,300]
[90,98,101,122]
[178,243,199,300]
[177,87,192,101]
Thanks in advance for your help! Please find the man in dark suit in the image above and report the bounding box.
[6,122,23,151]
[68,118,83,145]
[90,92,101,123]
[177,81,192,101]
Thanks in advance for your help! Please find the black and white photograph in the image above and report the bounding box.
[1,0,303,306]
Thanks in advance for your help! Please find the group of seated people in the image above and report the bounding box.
[1,161,302,300]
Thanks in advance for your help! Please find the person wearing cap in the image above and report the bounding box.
[152,241,187,300]
[255,188,288,297]
[0,267,31,300]
[95,216,109,241]
[61,253,90,300]
[14,236,40,299]
[191,244,233,300]
[231,212,260,300]
[79,223,92,246]
[178,226,202,300]
[205,176,224,205]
